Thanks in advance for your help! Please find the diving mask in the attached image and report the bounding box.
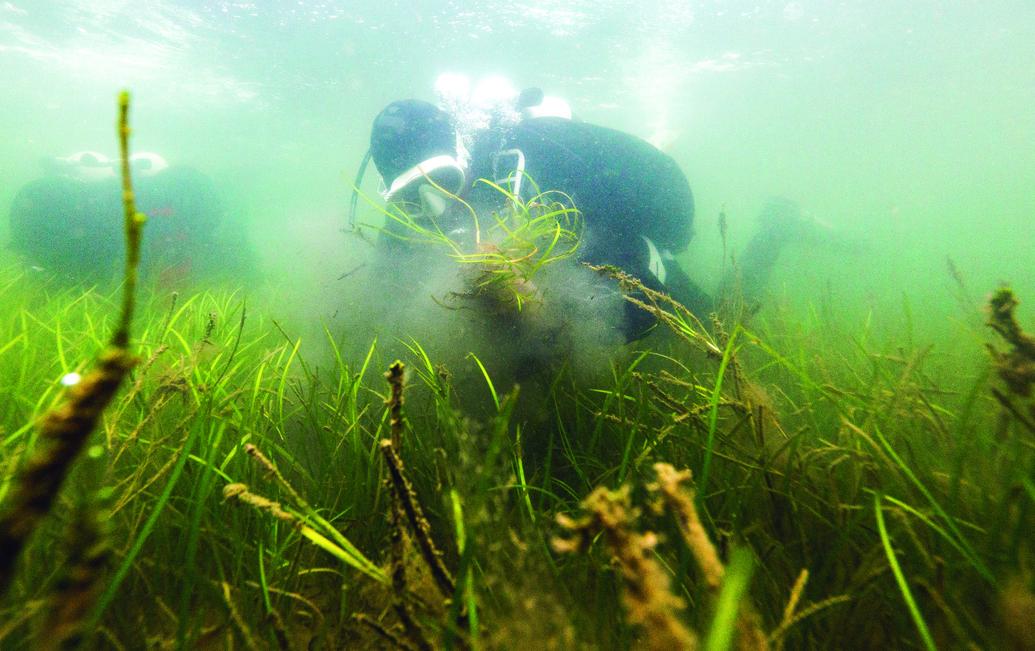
[384,155,465,220]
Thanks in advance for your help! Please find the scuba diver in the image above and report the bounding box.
[7,151,254,285]
[357,75,815,341]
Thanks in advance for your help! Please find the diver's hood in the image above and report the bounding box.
[130,152,169,176]
[47,151,116,181]
[370,99,459,188]
[521,95,573,120]
[44,151,170,181]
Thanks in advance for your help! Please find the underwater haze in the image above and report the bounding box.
[2,1,1033,333]
[2,2,1035,649]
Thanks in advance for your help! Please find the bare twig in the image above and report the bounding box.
[380,440,455,599]
[0,92,145,596]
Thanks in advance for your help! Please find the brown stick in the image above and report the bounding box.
[0,92,144,596]
[385,361,406,450]
[380,440,456,599]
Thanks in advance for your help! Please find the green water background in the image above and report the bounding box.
[1,1,1032,350]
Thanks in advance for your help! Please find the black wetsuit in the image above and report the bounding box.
[8,167,252,282]
[467,117,712,338]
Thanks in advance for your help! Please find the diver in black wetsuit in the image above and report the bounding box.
[467,114,715,336]
[364,89,809,340]
[7,151,254,284]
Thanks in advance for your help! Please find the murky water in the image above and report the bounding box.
[2,1,1033,341]
[2,5,1034,648]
